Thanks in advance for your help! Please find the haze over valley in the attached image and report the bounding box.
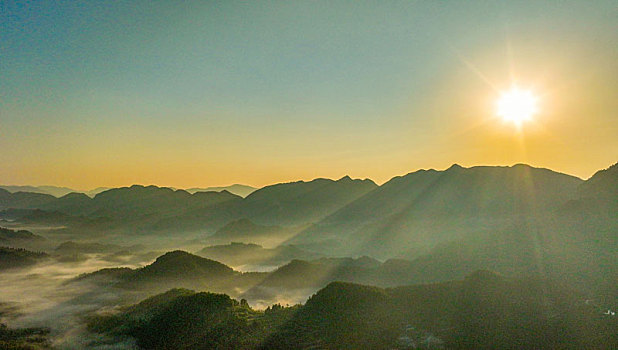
[2,1,616,348]
[0,163,616,348]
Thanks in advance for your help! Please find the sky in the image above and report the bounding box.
[1,1,617,189]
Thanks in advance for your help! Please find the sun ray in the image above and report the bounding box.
[445,43,501,92]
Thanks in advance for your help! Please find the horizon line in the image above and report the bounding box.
[2,161,614,194]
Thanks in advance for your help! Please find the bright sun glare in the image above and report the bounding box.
[496,87,539,127]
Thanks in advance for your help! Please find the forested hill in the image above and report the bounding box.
[88,271,617,349]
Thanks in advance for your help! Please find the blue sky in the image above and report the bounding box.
[1,1,616,188]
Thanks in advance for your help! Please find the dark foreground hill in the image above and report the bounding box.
[0,322,50,349]
[89,271,617,350]
[88,288,299,350]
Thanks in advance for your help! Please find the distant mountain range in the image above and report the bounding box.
[1,162,616,303]
[0,184,257,198]
[185,184,257,197]
[0,185,109,198]
[0,175,376,232]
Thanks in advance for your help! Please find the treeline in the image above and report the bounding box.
[89,271,617,349]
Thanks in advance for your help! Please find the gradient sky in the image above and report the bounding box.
[1,1,616,189]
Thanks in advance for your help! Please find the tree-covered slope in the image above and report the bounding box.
[0,246,48,270]
[89,272,617,349]
[262,272,617,349]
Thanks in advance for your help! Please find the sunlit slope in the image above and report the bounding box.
[284,163,617,305]
[196,242,319,268]
[204,219,303,247]
[291,164,584,257]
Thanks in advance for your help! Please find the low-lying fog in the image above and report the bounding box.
[0,241,314,348]
[0,255,144,348]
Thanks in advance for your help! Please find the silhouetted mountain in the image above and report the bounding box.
[0,185,241,219]
[41,192,91,212]
[579,162,618,200]
[135,250,235,280]
[0,185,76,197]
[77,250,265,296]
[0,185,114,198]
[186,184,257,197]
[0,246,48,270]
[196,242,320,268]
[89,185,194,218]
[0,189,57,209]
[1,177,375,230]
[1,164,615,285]
[240,176,377,225]
[146,190,245,232]
[291,164,584,257]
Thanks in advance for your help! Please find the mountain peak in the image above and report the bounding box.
[578,161,618,199]
[447,163,464,171]
[141,250,235,277]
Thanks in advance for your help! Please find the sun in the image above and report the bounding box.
[496,87,538,127]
